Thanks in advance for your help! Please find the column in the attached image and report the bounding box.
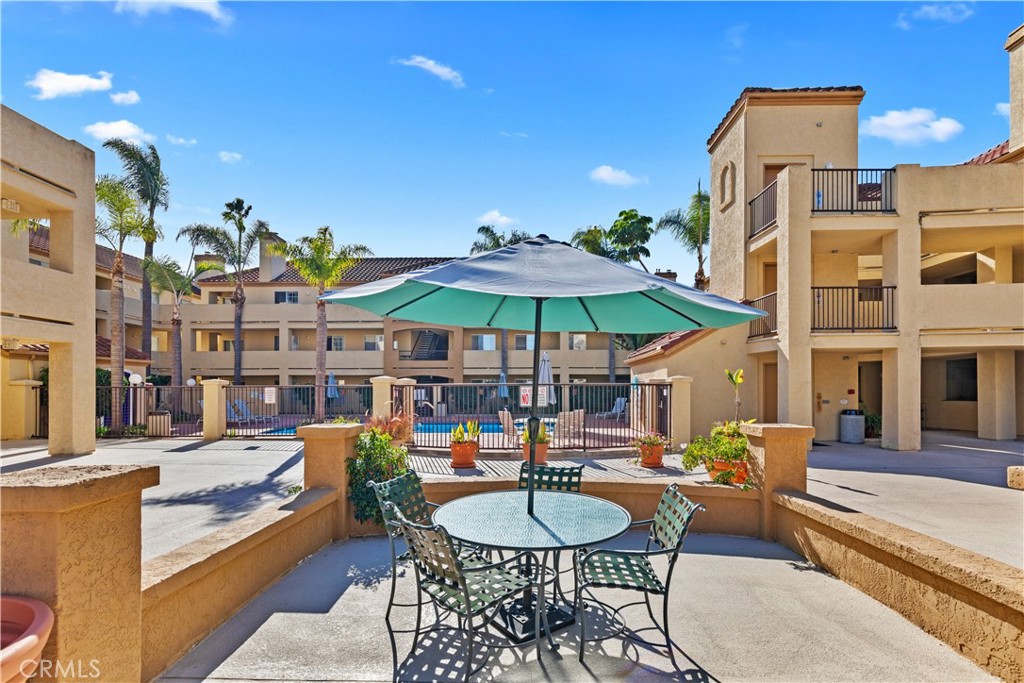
[202,379,229,441]
[881,345,921,451]
[297,423,364,539]
[47,341,96,456]
[667,375,692,446]
[978,350,1016,440]
[740,423,815,540]
[1,465,159,682]
[370,375,397,418]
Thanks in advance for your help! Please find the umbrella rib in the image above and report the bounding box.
[638,291,704,328]
[576,297,599,331]
[485,295,508,328]
[384,286,446,317]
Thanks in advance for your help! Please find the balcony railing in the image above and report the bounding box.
[749,180,778,237]
[812,168,896,213]
[747,292,777,338]
[812,286,896,331]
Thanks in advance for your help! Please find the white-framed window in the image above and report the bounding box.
[274,291,299,304]
[514,334,535,351]
[471,334,496,351]
[327,335,345,351]
[569,333,587,351]
[364,334,385,351]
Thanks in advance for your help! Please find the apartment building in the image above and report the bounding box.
[174,237,631,387]
[628,25,1024,450]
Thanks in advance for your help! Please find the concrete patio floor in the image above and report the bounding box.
[807,431,1023,568]
[159,531,994,682]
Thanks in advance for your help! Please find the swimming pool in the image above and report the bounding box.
[413,422,503,434]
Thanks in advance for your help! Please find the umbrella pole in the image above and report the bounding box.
[527,297,544,516]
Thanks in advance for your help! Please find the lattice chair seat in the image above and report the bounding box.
[574,550,665,594]
[420,559,532,616]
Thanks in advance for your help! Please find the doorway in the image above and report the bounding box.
[762,363,778,423]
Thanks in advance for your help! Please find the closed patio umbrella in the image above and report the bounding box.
[326,371,340,400]
[323,235,763,514]
[538,351,556,406]
[498,371,509,399]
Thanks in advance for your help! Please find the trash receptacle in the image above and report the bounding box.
[839,409,865,444]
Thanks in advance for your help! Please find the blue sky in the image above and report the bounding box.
[2,1,1020,280]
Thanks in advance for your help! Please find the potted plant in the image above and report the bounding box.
[682,420,754,485]
[632,432,669,468]
[522,421,550,464]
[450,420,480,468]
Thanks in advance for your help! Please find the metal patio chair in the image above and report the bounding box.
[386,503,546,682]
[573,483,704,668]
[516,462,585,602]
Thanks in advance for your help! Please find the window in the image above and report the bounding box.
[223,339,243,352]
[364,335,384,351]
[273,335,280,351]
[946,358,977,401]
[274,291,299,304]
[327,335,344,351]
[471,334,496,351]
[29,258,44,267]
[569,333,587,351]
[514,334,534,351]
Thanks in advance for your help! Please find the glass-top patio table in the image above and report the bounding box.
[434,489,631,645]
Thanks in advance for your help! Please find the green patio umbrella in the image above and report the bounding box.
[322,235,764,515]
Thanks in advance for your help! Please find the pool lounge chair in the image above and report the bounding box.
[225,401,251,426]
[596,396,627,421]
[498,408,520,448]
[234,399,274,424]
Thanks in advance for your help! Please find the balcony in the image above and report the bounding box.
[749,181,778,237]
[812,168,896,214]
[747,292,777,338]
[812,286,896,332]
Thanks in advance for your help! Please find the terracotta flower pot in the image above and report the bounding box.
[523,442,549,465]
[0,595,54,683]
[707,460,749,484]
[450,441,478,469]
[638,444,665,468]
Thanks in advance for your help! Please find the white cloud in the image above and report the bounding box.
[897,3,973,30]
[167,134,198,146]
[477,209,515,228]
[895,13,912,30]
[725,23,748,49]
[218,151,243,164]
[859,108,964,145]
[589,165,647,187]
[27,69,112,100]
[110,90,140,105]
[395,55,465,88]
[499,131,528,138]
[995,102,1010,118]
[84,119,155,144]
[113,1,232,25]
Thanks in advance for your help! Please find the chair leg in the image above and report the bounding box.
[662,591,678,670]
[385,557,398,622]
[576,586,586,663]
[465,612,474,683]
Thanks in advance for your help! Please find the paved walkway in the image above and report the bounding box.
[160,532,994,682]
[807,431,1024,568]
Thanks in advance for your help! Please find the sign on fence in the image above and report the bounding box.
[518,386,548,408]
[264,387,276,405]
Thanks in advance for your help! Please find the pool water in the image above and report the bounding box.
[414,422,503,434]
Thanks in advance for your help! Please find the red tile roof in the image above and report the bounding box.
[29,226,146,281]
[16,336,150,362]
[625,329,711,363]
[200,256,454,285]
[962,140,1009,165]
[707,86,864,149]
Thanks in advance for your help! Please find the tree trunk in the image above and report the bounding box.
[500,328,509,379]
[111,253,126,434]
[141,234,154,376]
[171,309,183,420]
[233,281,245,385]
[607,334,616,382]
[315,291,326,423]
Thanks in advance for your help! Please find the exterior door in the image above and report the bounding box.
[762,363,778,423]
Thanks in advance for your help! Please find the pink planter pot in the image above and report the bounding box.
[1,596,55,683]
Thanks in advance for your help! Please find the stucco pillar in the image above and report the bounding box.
[740,423,815,541]
[881,345,921,451]
[1,465,159,683]
[3,378,41,440]
[370,375,397,418]
[201,379,228,441]
[667,376,692,446]
[297,423,364,539]
[47,341,95,456]
[978,350,1016,440]
[395,377,416,418]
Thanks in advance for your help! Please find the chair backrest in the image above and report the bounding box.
[367,471,432,535]
[610,396,626,415]
[225,401,241,420]
[552,411,572,437]
[388,503,464,587]
[518,462,584,492]
[233,399,251,417]
[648,483,704,552]
[499,409,516,436]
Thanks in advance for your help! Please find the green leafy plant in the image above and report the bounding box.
[96,425,110,438]
[451,420,481,444]
[225,428,238,438]
[330,415,361,425]
[348,428,410,526]
[285,483,303,496]
[859,402,882,438]
[366,410,414,445]
[682,420,754,486]
[521,421,550,444]
[121,424,148,438]
[632,432,669,449]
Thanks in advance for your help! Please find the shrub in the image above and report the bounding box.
[347,428,410,526]
[451,420,481,444]
[121,424,148,438]
[682,420,753,485]
[365,410,414,445]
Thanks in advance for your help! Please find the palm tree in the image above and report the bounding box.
[177,199,270,384]
[102,139,170,370]
[142,248,214,388]
[657,181,711,290]
[570,226,622,382]
[269,227,371,422]
[470,225,533,384]
[96,175,147,433]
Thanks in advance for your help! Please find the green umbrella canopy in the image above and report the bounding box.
[322,235,763,332]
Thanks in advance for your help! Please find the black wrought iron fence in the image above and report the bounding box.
[222,384,372,437]
[812,168,896,213]
[748,292,778,338]
[749,180,778,236]
[91,385,204,437]
[811,286,897,331]
[397,382,671,452]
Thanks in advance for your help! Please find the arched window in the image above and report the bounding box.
[718,160,736,211]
